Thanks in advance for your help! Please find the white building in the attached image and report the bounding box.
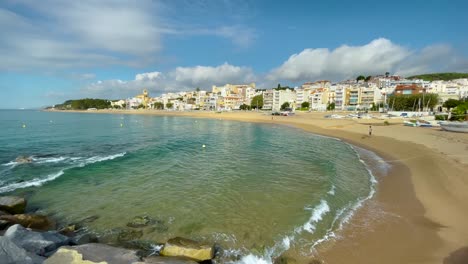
[272,89,296,112]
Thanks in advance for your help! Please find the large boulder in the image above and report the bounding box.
[0,214,55,230]
[0,236,45,264]
[143,256,198,264]
[0,196,27,214]
[5,224,71,256]
[56,243,140,264]
[160,237,214,262]
[44,248,105,264]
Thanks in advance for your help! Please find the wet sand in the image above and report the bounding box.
[50,109,468,264]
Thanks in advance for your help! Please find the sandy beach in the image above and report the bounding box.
[49,109,468,263]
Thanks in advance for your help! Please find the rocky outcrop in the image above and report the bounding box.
[0,214,55,230]
[56,243,140,264]
[0,196,27,214]
[160,237,214,262]
[15,156,33,164]
[143,256,198,264]
[4,224,71,256]
[44,248,105,264]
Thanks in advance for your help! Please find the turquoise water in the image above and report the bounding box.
[0,110,379,262]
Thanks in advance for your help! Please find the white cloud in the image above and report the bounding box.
[0,1,257,71]
[173,63,255,87]
[268,38,410,82]
[267,38,468,82]
[79,63,256,99]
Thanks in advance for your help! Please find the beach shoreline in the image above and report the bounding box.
[46,109,468,263]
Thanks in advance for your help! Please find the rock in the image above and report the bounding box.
[44,248,105,264]
[274,254,298,264]
[0,213,55,230]
[127,215,154,228]
[118,228,143,242]
[5,224,71,256]
[0,196,27,214]
[15,155,33,163]
[98,227,143,245]
[59,224,76,236]
[160,237,214,262]
[122,240,164,258]
[57,243,141,264]
[0,210,11,216]
[72,233,99,245]
[143,256,199,264]
[0,236,37,264]
[0,219,10,230]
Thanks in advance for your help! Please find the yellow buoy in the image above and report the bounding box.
[120,123,123,127]
[22,124,26,128]
[202,144,206,148]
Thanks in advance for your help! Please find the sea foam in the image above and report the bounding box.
[0,152,127,193]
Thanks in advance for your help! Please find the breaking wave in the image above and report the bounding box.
[0,152,126,193]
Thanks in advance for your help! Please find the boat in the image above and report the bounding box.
[404,121,417,127]
[439,121,468,133]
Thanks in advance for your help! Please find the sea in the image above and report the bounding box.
[0,110,389,263]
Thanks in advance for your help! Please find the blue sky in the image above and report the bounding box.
[1,0,467,108]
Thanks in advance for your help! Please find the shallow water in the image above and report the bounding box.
[0,110,380,261]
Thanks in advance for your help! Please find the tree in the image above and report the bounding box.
[301,102,310,109]
[327,102,335,111]
[450,101,468,121]
[385,72,390,78]
[154,102,164,109]
[443,99,461,110]
[387,94,439,111]
[365,76,372,82]
[280,102,290,110]
[239,104,250,110]
[250,95,263,109]
[196,87,200,92]
[277,83,281,89]
[356,75,366,82]
[166,102,174,109]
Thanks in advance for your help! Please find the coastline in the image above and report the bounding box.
[45,109,468,263]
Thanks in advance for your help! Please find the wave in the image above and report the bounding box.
[0,152,126,193]
[33,156,67,164]
[0,170,64,193]
[234,145,386,264]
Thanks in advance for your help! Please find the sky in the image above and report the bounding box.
[1,0,468,109]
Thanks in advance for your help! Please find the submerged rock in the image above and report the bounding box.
[5,224,71,256]
[127,215,154,228]
[98,227,143,245]
[15,156,33,164]
[0,214,55,230]
[274,254,298,264]
[0,196,27,214]
[160,237,214,262]
[71,232,99,245]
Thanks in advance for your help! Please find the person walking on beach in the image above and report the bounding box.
[368,125,372,136]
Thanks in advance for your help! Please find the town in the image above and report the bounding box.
[53,73,468,115]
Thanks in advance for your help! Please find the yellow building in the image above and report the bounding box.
[135,89,150,108]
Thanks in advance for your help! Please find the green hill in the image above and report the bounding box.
[407,72,468,81]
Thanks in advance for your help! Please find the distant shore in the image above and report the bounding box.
[47,109,468,264]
